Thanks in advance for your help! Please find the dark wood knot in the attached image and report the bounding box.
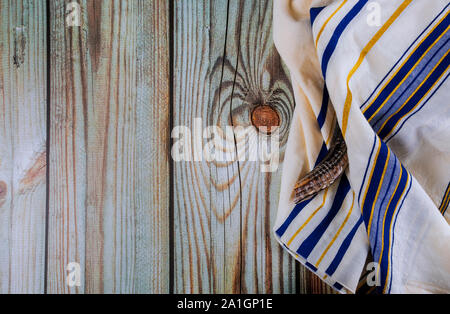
[0,181,7,199]
[251,105,280,135]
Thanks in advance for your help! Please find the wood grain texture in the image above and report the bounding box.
[47,0,170,293]
[0,0,47,293]
[0,0,337,294]
[298,266,335,294]
[173,0,330,294]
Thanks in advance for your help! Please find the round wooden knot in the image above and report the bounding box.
[251,105,280,135]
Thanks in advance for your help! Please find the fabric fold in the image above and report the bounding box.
[273,0,450,294]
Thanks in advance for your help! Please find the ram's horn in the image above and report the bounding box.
[293,125,349,204]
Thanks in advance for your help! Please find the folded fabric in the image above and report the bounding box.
[273,0,450,294]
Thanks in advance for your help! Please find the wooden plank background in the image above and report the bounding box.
[48,0,170,294]
[0,0,47,293]
[0,0,334,294]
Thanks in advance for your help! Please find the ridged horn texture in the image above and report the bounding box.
[293,125,349,204]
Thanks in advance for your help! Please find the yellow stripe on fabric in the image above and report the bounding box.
[380,50,450,138]
[287,189,329,246]
[361,141,382,212]
[341,0,413,137]
[443,192,450,213]
[364,20,450,121]
[376,167,407,289]
[439,187,450,212]
[375,167,403,280]
[440,185,450,213]
[362,11,450,116]
[383,173,411,293]
[315,0,348,48]
[315,192,356,268]
[367,149,391,237]
[442,194,450,214]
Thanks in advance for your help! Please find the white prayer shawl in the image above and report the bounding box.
[273,0,450,294]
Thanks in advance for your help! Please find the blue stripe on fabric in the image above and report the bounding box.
[333,282,344,290]
[275,141,329,238]
[363,12,450,120]
[372,157,398,255]
[275,198,314,237]
[325,217,364,276]
[305,262,318,272]
[361,141,390,226]
[311,6,326,26]
[372,36,450,131]
[378,51,450,139]
[386,71,449,142]
[358,134,377,204]
[296,176,351,258]
[368,151,398,247]
[359,3,450,110]
[378,167,409,289]
[321,0,368,78]
[387,178,413,293]
[317,87,330,129]
[439,182,450,213]
[316,143,329,166]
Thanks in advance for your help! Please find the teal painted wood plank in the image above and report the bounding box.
[0,0,47,293]
[173,0,300,293]
[47,0,170,293]
[0,0,336,294]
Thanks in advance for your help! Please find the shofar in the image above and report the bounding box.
[293,125,349,204]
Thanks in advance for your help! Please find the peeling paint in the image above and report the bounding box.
[13,26,27,68]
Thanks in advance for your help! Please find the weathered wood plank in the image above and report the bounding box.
[223,0,295,294]
[0,0,47,293]
[173,0,322,293]
[298,266,335,294]
[47,0,170,293]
